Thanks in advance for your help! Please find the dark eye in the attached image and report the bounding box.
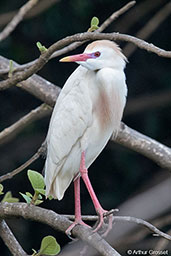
[94,51,101,57]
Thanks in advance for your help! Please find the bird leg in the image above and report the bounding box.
[65,175,90,236]
[80,151,113,233]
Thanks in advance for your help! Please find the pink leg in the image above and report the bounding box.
[65,175,89,236]
[80,152,112,232]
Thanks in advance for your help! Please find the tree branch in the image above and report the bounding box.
[125,90,171,115]
[0,219,28,256]
[154,229,171,250]
[113,216,171,241]
[0,0,60,28]
[0,0,39,42]
[63,214,171,241]
[117,214,171,246]
[114,0,163,33]
[0,202,121,256]
[124,1,171,57]
[114,123,171,170]
[0,31,171,91]
[0,103,51,145]
[99,1,136,32]
[0,142,46,183]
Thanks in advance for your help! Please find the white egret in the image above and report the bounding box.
[45,40,127,235]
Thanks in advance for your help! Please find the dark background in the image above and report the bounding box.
[0,0,170,255]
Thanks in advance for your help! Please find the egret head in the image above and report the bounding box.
[60,40,127,71]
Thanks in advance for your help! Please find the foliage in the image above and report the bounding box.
[1,191,19,203]
[36,42,47,54]
[20,170,46,205]
[88,16,99,32]
[32,236,60,256]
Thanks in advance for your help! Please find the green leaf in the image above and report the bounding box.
[20,193,32,204]
[35,188,46,196]
[32,248,37,256]
[88,25,99,32]
[1,191,19,203]
[38,194,43,199]
[8,60,14,77]
[27,170,45,191]
[34,200,43,206]
[36,42,47,53]
[26,192,33,198]
[0,184,4,195]
[91,17,99,27]
[39,236,60,255]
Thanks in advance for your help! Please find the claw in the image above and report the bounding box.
[65,219,90,238]
[93,208,116,236]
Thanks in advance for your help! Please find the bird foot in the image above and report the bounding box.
[93,208,118,236]
[65,219,90,238]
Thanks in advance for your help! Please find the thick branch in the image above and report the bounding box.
[0,202,121,256]
[0,219,28,256]
[0,31,171,91]
[0,0,39,42]
[114,123,171,170]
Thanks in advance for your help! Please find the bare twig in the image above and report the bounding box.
[117,214,171,246]
[0,103,51,145]
[114,123,171,170]
[0,0,60,28]
[0,31,171,91]
[114,0,163,33]
[0,0,39,42]
[113,216,171,241]
[0,142,46,183]
[125,90,171,115]
[0,219,28,256]
[124,1,171,57]
[98,1,136,32]
[154,229,171,250]
[0,202,121,256]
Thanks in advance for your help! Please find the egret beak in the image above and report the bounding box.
[59,53,92,62]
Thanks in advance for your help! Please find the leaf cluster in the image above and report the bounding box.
[20,170,47,205]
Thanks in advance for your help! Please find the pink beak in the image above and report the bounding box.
[59,53,92,62]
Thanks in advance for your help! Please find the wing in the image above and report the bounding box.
[45,67,93,199]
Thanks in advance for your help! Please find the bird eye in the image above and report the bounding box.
[94,51,101,57]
